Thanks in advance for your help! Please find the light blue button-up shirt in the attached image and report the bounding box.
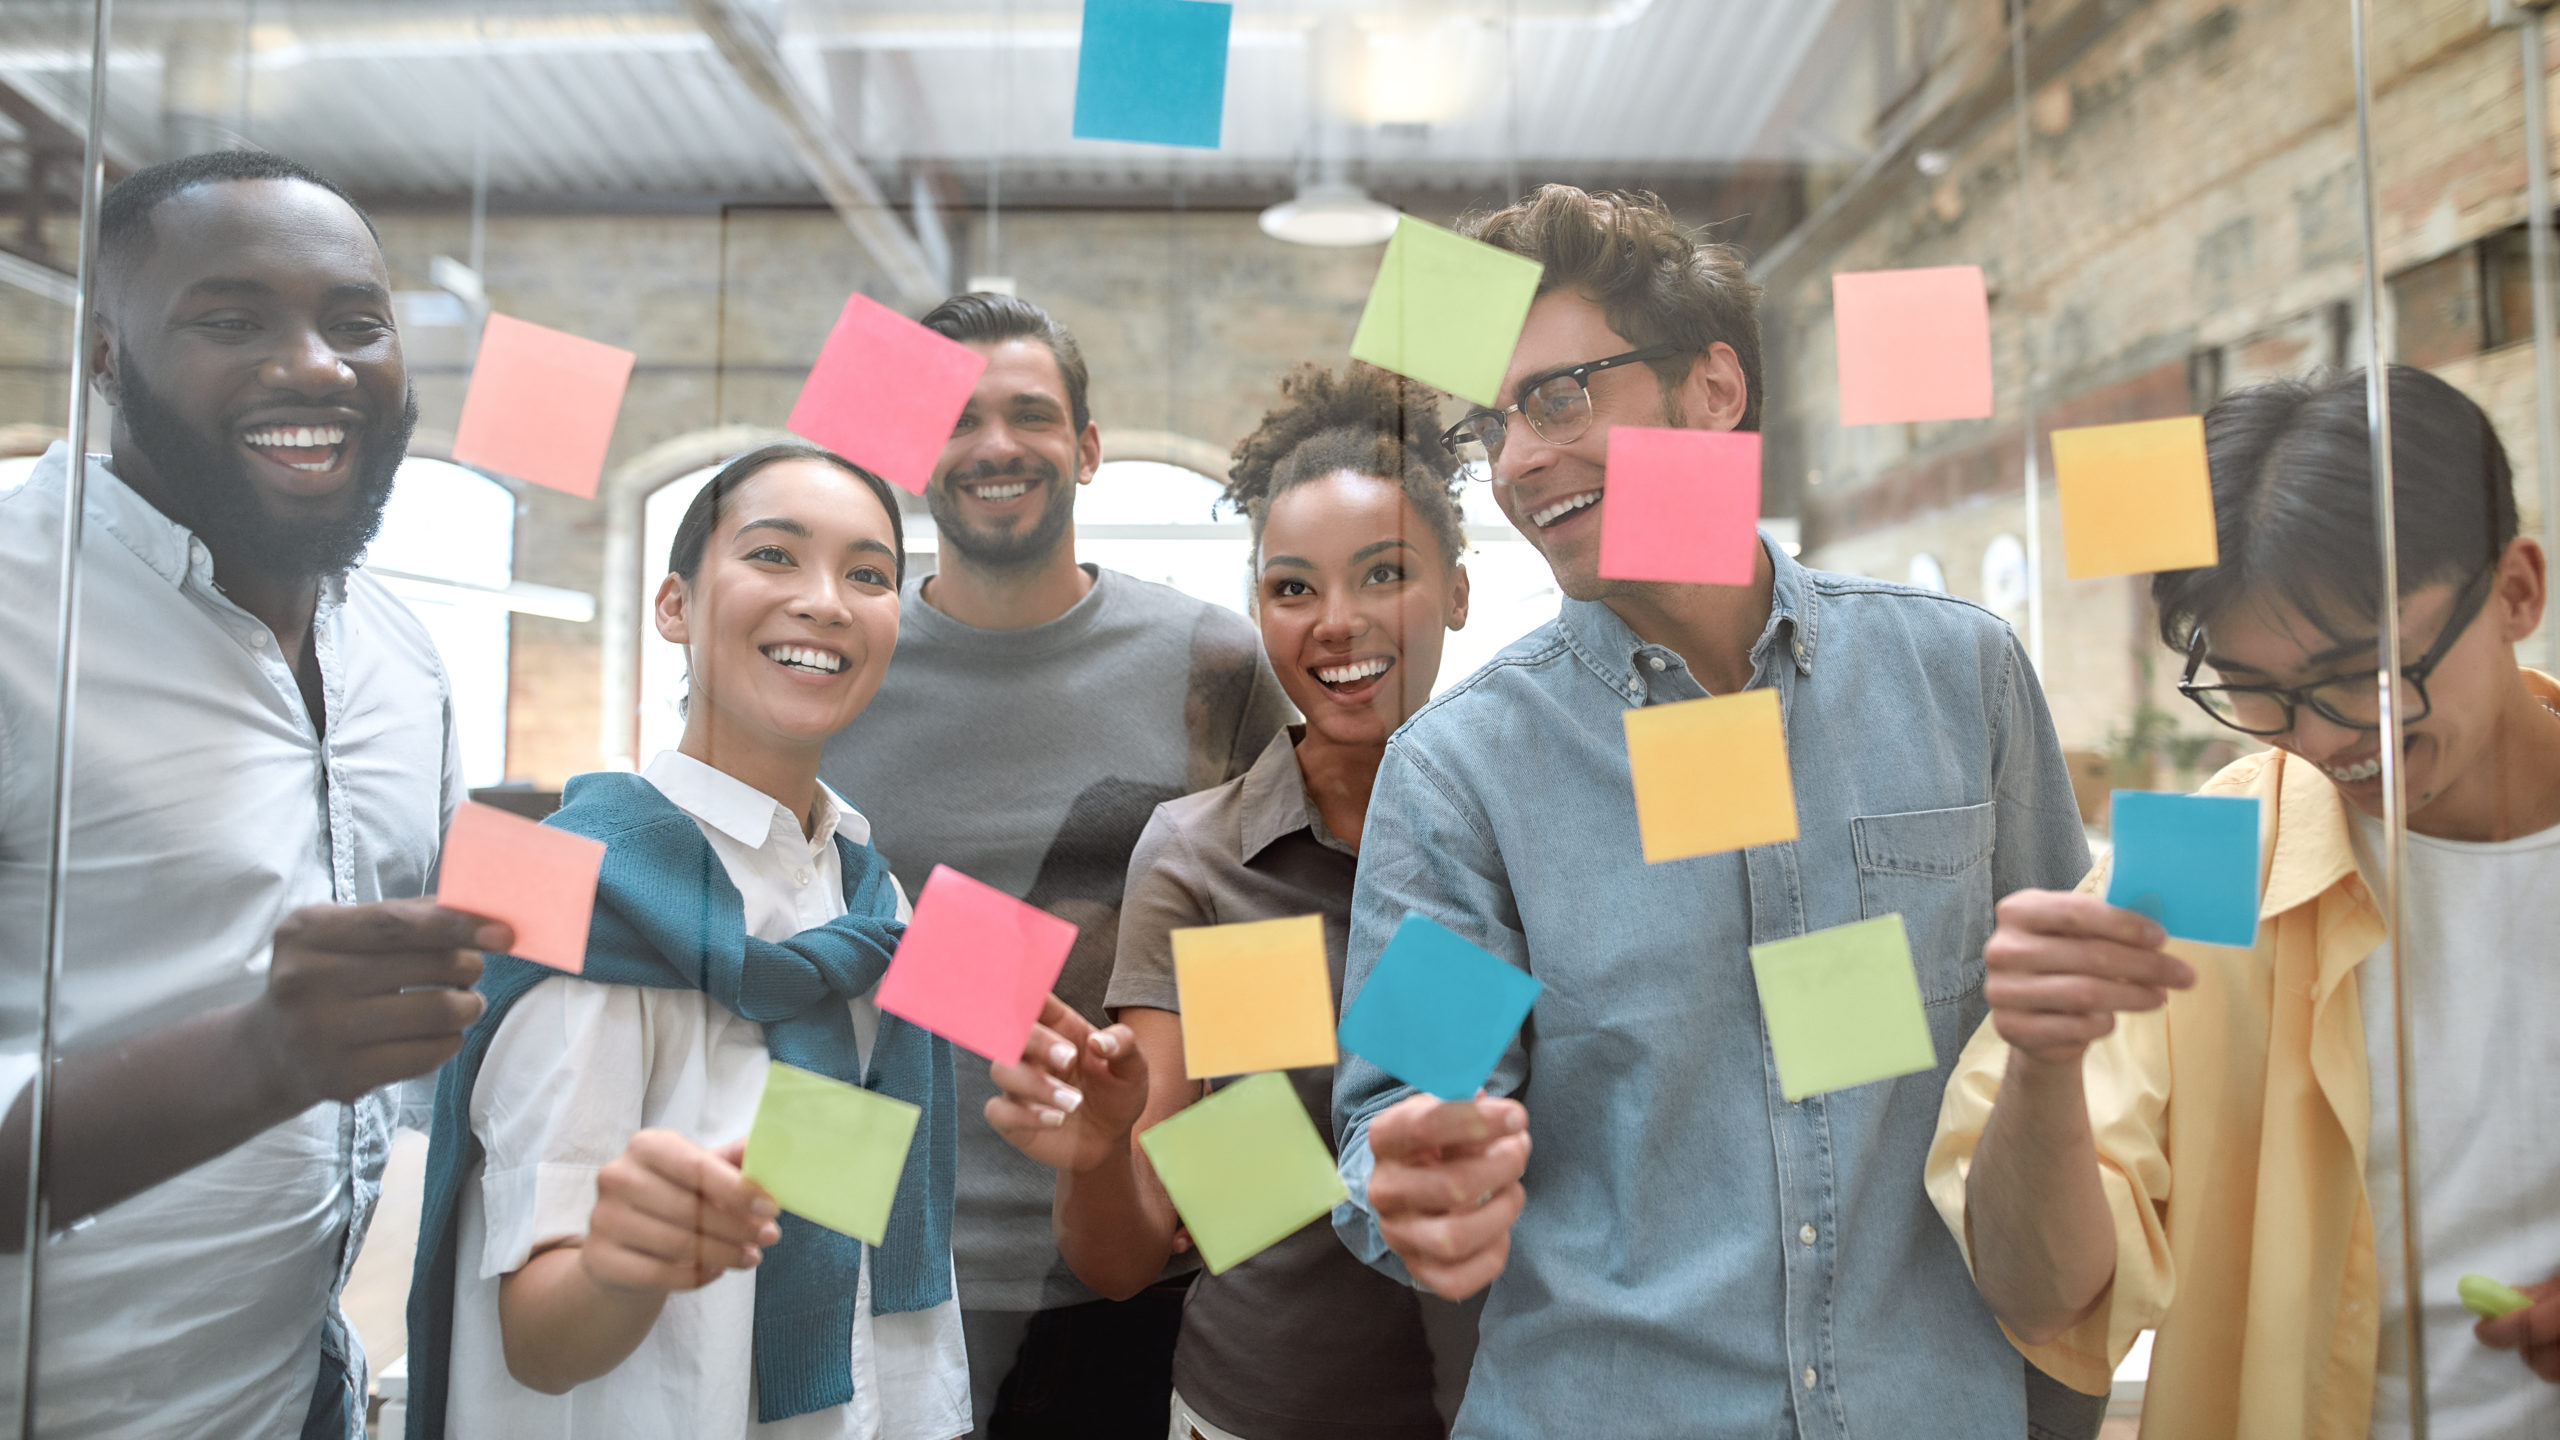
[1333,538,2089,1439]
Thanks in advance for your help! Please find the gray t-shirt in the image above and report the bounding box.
[820,564,1289,1310]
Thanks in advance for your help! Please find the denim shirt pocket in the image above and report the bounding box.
[1851,801,1997,1006]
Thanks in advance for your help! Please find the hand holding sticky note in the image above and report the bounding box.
[1072,0,1233,149]
[1622,689,1799,863]
[1137,1071,1348,1274]
[787,293,991,496]
[1748,914,1937,1102]
[1173,915,1337,1079]
[2460,1273,2535,1320]
[435,800,607,973]
[1597,428,1763,586]
[1831,265,1994,427]
[2053,416,2220,579]
[1349,215,1544,407]
[876,865,1078,1062]
[2105,791,2261,948]
[1335,913,1540,1101]
[451,313,637,499]
[740,1061,920,1244]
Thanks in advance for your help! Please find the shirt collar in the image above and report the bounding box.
[1556,530,1815,702]
[1237,727,1350,862]
[641,748,872,849]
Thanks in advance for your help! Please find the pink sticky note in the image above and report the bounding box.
[435,801,607,973]
[787,294,992,496]
[1831,265,1994,427]
[876,866,1078,1061]
[1597,428,1763,586]
[450,313,636,499]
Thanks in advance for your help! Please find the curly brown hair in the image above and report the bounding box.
[1224,362,1467,569]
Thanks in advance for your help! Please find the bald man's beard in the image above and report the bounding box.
[112,363,416,582]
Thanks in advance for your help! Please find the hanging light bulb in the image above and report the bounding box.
[1258,181,1400,247]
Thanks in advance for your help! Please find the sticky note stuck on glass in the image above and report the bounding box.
[740,1061,920,1245]
[787,293,991,496]
[2105,791,2261,948]
[1622,689,1798,863]
[450,313,636,499]
[1138,1071,1348,1275]
[1349,215,1544,407]
[1173,915,1337,1079]
[1831,265,1994,427]
[1335,913,1541,1101]
[2052,415,2220,580]
[1072,0,1233,149]
[1748,914,1937,1103]
[877,865,1078,1062]
[435,800,606,973]
[2460,1273,2535,1320]
[1598,428,1763,586]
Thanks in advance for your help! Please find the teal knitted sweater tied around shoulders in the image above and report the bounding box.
[404,770,956,1437]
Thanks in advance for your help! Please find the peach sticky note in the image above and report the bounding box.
[449,313,636,499]
[1173,914,1337,1079]
[787,293,991,496]
[1597,428,1763,586]
[876,865,1078,1062]
[1622,689,1798,863]
[2053,415,2220,579]
[1831,265,1994,427]
[435,800,607,973]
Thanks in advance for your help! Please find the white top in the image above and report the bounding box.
[0,445,459,1436]
[449,749,969,1440]
[2354,809,2560,1439]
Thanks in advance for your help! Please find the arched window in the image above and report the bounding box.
[366,458,519,788]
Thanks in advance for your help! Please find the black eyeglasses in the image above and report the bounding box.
[2177,567,2495,736]
[1438,344,1690,477]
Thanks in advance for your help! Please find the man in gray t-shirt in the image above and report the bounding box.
[820,293,1287,1439]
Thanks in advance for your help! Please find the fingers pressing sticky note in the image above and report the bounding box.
[2105,792,2261,949]
[1138,1071,1348,1275]
[1831,265,1994,427]
[1622,689,1798,863]
[450,314,637,499]
[740,1061,920,1245]
[1335,913,1541,1101]
[2053,416,2220,579]
[877,865,1078,1062]
[435,801,606,973]
[788,293,992,496]
[1349,215,1544,408]
[1748,914,1937,1102]
[1072,0,1233,149]
[1173,915,1337,1080]
[2460,1273,2535,1320]
[1598,428,1763,586]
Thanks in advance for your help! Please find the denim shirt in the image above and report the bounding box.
[1331,539,2090,1440]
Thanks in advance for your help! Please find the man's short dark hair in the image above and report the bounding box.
[100,150,377,281]
[2153,364,2519,650]
[917,292,1092,434]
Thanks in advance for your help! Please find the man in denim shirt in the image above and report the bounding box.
[1330,186,2095,1437]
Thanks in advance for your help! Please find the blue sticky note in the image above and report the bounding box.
[2106,791,2262,948]
[1072,0,1232,150]
[1336,913,1542,1100]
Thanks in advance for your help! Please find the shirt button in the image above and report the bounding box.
[1802,1368,1817,1389]
[793,869,813,886]
[1646,655,1667,672]
[1798,1224,1816,1246]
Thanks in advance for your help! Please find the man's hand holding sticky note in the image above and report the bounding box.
[1748,914,1937,1102]
[1349,215,1543,408]
[450,313,637,499]
[1597,428,1763,587]
[1137,1071,1348,1275]
[1622,689,1799,863]
[2053,415,2220,579]
[788,294,991,496]
[2105,791,2261,948]
[1173,915,1337,1079]
[435,800,607,973]
[876,865,1078,1062]
[1335,913,1541,1101]
[740,1061,921,1245]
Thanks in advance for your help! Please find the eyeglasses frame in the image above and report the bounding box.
[1437,343,1693,474]
[2175,565,2498,736]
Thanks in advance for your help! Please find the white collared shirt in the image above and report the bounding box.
[448,750,968,1440]
[0,444,461,1435]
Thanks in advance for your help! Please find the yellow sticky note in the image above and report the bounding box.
[1623,689,1798,863]
[2053,415,2220,580]
[1173,914,1338,1079]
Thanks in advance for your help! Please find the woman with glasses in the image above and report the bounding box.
[1930,365,2560,1439]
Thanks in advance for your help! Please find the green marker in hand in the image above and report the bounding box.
[2459,1273,2533,1320]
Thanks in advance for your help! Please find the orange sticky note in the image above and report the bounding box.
[1172,915,1337,1079]
[1623,689,1798,863]
[2053,415,2220,579]
[1831,265,1994,427]
[450,313,636,499]
[435,801,607,973]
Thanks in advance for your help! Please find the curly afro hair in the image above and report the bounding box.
[1224,362,1466,569]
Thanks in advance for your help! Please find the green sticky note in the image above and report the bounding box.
[739,1061,920,1245]
[1348,214,1544,407]
[1748,914,1938,1103]
[2460,1273,2534,1319]
[1137,1071,1348,1275]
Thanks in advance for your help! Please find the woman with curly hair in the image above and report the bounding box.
[985,363,1480,1439]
